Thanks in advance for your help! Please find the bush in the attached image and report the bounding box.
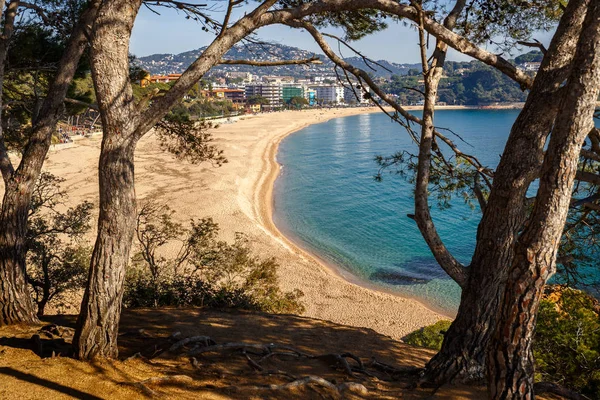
[123,202,304,314]
[405,287,600,398]
[403,320,452,350]
[534,288,600,397]
[26,172,93,315]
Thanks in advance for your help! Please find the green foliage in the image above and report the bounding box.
[154,111,227,166]
[2,9,93,150]
[288,96,308,108]
[406,289,600,397]
[515,50,544,64]
[247,95,270,106]
[26,172,93,316]
[124,202,304,315]
[275,1,388,41]
[450,0,563,47]
[403,320,452,350]
[383,61,527,106]
[534,288,600,397]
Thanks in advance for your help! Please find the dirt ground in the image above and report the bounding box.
[0,308,490,399]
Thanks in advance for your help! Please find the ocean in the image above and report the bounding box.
[273,109,598,314]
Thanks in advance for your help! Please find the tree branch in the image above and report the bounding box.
[575,170,600,186]
[289,19,470,286]
[517,39,548,55]
[17,1,52,25]
[64,98,98,110]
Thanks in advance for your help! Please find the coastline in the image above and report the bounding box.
[2,107,448,340]
[253,108,456,318]
[232,107,451,338]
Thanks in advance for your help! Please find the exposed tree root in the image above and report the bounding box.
[168,335,215,353]
[145,332,425,397]
[226,375,368,399]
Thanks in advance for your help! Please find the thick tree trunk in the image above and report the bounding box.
[72,0,277,359]
[72,0,143,359]
[488,2,600,397]
[423,0,589,384]
[0,217,38,324]
[0,0,99,326]
[73,137,137,359]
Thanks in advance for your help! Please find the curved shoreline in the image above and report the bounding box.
[17,107,448,338]
[248,108,453,324]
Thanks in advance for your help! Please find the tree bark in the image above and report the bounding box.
[72,0,278,359]
[0,0,100,326]
[423,0,589,384]
[73,137,138,359]
[488,2,600,397]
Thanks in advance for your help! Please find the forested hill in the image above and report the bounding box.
[382,61,533,106]
[135,43,420,78]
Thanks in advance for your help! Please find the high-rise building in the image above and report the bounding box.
[282,86,304,104]
[343,86,370,104]
[244,84,283,110]
[311,85,345,105]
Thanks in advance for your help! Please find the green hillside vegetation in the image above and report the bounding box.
[383,61,530,106]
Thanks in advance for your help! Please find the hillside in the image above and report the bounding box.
[134,43,419,78]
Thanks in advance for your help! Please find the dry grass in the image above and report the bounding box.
[0,308,487,399]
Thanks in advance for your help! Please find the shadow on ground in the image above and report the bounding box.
[0,308,487,399]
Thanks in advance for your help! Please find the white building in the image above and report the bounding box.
[521,62,541,71]
[311,85,345,105]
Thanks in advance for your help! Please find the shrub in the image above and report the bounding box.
[403,320,452,350]
[405,287,600,398]
[534,288,600,397]
[26,172,93,315]
[124,202,304,314]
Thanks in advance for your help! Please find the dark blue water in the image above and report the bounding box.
[272,110,595,314]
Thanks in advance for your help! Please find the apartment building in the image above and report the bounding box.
[244,84,283,110]
[311,85,345,105]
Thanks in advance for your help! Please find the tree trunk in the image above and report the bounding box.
[422,0,589,384]
[72,0,279,359]
[0,208,38,325]
[72,0,144,359]
[73,136,137,359]
[0,0,100,326]
[488,2,600,396]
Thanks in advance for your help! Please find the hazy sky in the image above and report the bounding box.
[130,3,555,64]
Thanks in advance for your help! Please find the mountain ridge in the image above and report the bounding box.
[134,42,420,78]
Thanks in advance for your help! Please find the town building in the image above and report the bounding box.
[311,85,345,105]
[304,88,317,106]
[282,86,304,104]
[522,62,541,71]
[141,73,182,87]
[343,86,370,105]
[244,84,283,110]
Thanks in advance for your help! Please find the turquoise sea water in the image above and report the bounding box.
[272,110,597,315]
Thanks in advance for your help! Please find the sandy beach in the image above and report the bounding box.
[2,107,446,340]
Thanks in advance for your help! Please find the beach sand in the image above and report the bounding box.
[2,107,446,340]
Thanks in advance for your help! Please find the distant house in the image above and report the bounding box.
[282,86,304,103]
[309,84,345,104]
[212,88,246,108]
[522,62,541,71]
[141,73,182,87]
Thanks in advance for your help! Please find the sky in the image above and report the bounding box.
[130,3,555,64]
